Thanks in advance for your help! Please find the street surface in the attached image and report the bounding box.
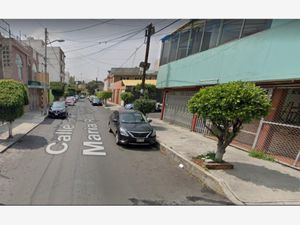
[0,99,231,205]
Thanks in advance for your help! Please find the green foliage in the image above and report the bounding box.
[133,84,157,99]
[188,81,271,162]
[120,92,134,104]
[96,91,112,100]
[86,80,100,95]
[133,98,156,115]
[0,79,29,122]
[249,150,275,162]
[50,82,65,100]
[64,84,76,97]
[194,152,217,161]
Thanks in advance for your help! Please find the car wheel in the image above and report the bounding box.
[115,132,121,145]
[108,122,112,133]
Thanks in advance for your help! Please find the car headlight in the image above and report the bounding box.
[119,127,129,136]
[150,129,156,137]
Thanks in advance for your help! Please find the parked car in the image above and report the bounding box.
[80,94,85,99]
[89,95,96,102]
[75,95,79,102]
[48,101,68,119]
[91,97,103,106]
[155,102,162,112]
[124,103,134,110]
[108,110,156,145]
[65,96,76,106]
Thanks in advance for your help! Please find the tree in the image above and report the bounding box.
[64,84,76,96]
[133,83,157,100]
[50,82,65,101]
[120,92,134,105]
[133,98,156,116]
[86,80,98,95]
[96,91,112,106]
[0,80,29,138]
[69,76,75,85]
[188,81,271,162]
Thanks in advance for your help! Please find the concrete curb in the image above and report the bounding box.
[0,116,46,153]
[157,141,245,205]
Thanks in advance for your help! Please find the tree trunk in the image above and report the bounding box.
[8,121,13,139]
[215,140,226,162]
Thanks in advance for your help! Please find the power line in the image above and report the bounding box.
[64,43,100,53]
[154,19,181,34]
[120,42,144,67]
[69,28,145,59]
[50,19,113,33]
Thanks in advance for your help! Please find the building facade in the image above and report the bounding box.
[0,34,49,111]
[157,19,300,168]
[23,38,66,82]
[103,67,158,105]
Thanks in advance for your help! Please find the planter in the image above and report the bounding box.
[192,158,234,170]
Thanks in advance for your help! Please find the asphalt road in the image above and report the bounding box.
[0,99,232,205]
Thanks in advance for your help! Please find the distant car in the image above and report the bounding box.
[108,110,156,145]
[89,95,96,102]
[75,95,79,102]
[155,102,162,112]
[65,96,76,106]
[124,103,134,110]
[48,101,68,119]
[91,97,102,106]
[80,95,85,99]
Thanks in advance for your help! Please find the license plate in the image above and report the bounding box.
[136,138,144,143]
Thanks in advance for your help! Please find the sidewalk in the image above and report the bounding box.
[149,117,300,205]
[0,111,46,153]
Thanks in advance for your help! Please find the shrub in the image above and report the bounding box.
[0,79,29,138]
[50,82,65,100]
[96,91,112,105]
[249,150,275,162]
[188,81,271,162]
[120,92,134,105]
[133,98,156,115]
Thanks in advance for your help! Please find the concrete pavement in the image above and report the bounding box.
[0,100,230,205]
[0,111,46,153]
[149,117,300,205]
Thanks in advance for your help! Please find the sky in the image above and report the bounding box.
[2,19,189,82]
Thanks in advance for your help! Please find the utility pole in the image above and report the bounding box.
[140,23,155,97]
[43,28,48,115]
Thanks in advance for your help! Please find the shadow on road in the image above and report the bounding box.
[120,143,159,152]
[11,134,48,150]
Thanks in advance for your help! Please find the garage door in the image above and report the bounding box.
[163,91,196,129]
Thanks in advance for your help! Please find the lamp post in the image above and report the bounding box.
[44,28,64,115]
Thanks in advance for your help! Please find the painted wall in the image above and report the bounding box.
[157,20,300,88]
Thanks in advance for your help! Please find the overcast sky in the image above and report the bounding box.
[3,19,188,82]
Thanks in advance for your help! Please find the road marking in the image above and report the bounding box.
[45,123,74,155]
[83,120,106,156]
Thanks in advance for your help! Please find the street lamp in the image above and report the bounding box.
[43,27,65,115]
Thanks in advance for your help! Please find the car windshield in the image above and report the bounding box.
[93,98,100,102]
[119,112,147,123]
[66,97,74,101]
[52,102,65,109]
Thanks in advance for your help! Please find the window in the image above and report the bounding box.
[168,34,179,62]
[160,39,171,65]
[219,19,243,45]
[201,19,221,51]
[241,19,272,37]
[15,54,23,80]
[188,21,205,56]
[177,30,190,60]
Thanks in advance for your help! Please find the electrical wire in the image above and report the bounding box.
[120,42,144,67]
[50,19,113,33]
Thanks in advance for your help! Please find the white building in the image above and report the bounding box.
[23,37,66,82]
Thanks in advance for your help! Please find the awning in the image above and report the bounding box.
[122,80,157,87]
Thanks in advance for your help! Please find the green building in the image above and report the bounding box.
[157,19,300,168]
